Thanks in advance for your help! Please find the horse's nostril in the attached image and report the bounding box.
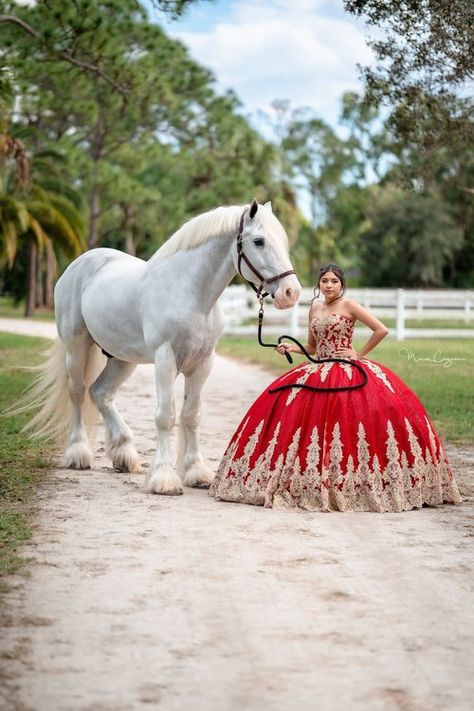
[286,288,293,298]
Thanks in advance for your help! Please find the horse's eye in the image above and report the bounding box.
[253,238,265,247]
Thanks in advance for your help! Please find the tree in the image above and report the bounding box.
[1,0,300,300]
[0,150,85,315]
[344,1,474,163]
[344,1,473,97]
[282,110,355,225]
[358,187,464,286]
[0,1,214,90]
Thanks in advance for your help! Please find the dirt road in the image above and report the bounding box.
[1,318,473,711]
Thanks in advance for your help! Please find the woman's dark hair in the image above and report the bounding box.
[312,263,346,301]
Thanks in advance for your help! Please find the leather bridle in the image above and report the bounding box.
[236,208,296,298]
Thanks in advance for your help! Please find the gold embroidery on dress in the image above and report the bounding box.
[211,313,462,510]
[286,370,312,405]
[320,362,335,382]
[306,425,321,472]
[339,362,354,380]
[311,314,355,358]
[362,359,395,393]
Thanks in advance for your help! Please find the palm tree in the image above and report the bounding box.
[0,154,85,316]
[1,67,84,315]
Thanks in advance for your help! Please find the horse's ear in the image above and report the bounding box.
[249,198,258,219]
[263,201,272,212]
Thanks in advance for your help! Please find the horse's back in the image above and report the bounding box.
[57,248,142,285]
[55,249,146,343]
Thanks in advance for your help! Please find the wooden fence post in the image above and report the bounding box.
[289,301,300,336]
[396,288,405,341]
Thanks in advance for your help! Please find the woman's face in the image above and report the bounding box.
[319,271,342,299]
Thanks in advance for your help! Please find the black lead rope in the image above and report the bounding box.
[257,299,368,394]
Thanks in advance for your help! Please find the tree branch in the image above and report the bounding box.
[0,15,128,97]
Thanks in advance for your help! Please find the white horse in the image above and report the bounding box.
[22,200,301,494]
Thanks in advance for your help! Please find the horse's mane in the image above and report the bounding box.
[153,205,243,261]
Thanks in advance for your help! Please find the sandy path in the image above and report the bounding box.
[1,318,473,711]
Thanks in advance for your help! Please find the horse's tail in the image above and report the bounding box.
[10,339,105,444]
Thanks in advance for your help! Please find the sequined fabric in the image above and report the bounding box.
[211,314,461,513]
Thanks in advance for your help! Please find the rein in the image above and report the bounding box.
[257,296,368,394]
[235,207,367,393]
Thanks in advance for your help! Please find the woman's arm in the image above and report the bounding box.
[336,300,389,359]
[275,306,317,357]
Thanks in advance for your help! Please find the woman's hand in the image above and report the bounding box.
[334,347,359,360]
[275,343,297,356]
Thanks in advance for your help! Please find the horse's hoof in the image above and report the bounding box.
[110,443,142,473]
[64,441,93,470]
[182,464,216,489]
[144,472,184,496]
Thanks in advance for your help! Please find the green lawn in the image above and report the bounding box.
[0,333,55,586]
[217,335,473,443]
[383,318,473,330]
[0,296,55,321]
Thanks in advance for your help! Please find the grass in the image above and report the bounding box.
[383,318,473,330]
[0,333,55,587]
[216,335,473,443]
[0,296,55,321]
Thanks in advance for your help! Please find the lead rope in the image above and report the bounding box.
[257,296,368,394]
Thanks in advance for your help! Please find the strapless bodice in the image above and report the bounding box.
[310,313,355,358]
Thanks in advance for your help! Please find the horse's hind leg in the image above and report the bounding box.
[64,333,95,469]
[89,358,141,473]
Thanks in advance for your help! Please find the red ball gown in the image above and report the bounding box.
[211,314,461,512]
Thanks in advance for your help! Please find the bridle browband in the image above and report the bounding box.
[236,208,296,298]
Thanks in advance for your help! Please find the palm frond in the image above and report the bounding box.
[28,216,48,253]
[27,201,83,258]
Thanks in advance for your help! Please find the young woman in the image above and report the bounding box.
[211,264,461,512]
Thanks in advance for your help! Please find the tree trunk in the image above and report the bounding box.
[45,241,57,309]
[88,187,101,248]
[25,237,37,317]
[122,202,136,256]
[35,248,44,307]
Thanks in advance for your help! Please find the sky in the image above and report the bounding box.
[150,0,375,138]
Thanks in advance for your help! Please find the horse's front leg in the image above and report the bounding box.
[177,352,216,489]
[144,342,183,495]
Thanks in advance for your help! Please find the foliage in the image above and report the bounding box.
[0,148,85,314]
[344,1,473,96]
[0,0,472,296]
[340,1,474,286]
[358,187,464,286]
[0,0,298,269]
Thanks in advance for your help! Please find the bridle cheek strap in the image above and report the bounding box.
[236,208,296,297]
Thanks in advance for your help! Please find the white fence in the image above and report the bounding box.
[219,286,474,340]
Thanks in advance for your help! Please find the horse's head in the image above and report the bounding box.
[233,199,301,309]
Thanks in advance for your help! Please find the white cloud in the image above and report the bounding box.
[168,0,373,129]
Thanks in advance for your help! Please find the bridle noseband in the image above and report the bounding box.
[236,208,296,298]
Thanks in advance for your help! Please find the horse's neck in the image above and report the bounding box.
[189,235,237,309]
[151,233,237,312]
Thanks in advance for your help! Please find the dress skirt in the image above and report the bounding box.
[210,358,462,513]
